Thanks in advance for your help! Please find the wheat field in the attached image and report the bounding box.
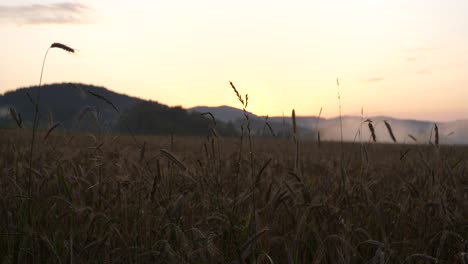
[0,128,467,263]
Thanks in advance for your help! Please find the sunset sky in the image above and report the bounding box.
[1,0,468,121]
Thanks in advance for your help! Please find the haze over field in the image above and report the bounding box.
[1,0,468,122]
[1,83,467,144]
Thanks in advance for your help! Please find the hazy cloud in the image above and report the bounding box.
[364,77,385,83]
[0,2,91,25]
[317,117,468,145]
[405,57,417,62]
[403,47,438,53]
[416,69,430,75]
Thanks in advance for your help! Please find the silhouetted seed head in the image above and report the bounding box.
[229,81,244,106]
[50,43,75,53]
[383,120,397,143]
[434,123,439,146]
[201,112,216,126]
[365,120,376,142]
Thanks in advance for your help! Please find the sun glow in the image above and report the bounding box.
[1,0,468,121]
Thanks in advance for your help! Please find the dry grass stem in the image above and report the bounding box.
[160,149,187,171]
[87,90,119,113]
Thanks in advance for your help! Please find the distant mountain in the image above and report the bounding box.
[189,106,468,144]
[189,105,318,137]
[0,83,236,136]
[189,106,322,127]
[2,85,467,144]
[189,105,251,123]
[0,83,141,128]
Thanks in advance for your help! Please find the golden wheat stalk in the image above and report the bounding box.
[292,109,297,135]
[87,90,119,113]
[383,120,397,143]
[43,122,60,140]
[365,119,376,142]
[40,43,75,86]
[229,81,245,107]
[139,142,146,163]
[29,42,75,211]
[160,149,187,171]
[201,112,217,126]
[266,122,275,137]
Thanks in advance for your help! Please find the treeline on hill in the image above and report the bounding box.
[0,83,238,136]
[118,101,238,136]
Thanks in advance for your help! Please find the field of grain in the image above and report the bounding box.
[0,128,467,263]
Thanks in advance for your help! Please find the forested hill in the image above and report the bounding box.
[0,83,237,136]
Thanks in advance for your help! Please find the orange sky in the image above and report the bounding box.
[1,0,468,121]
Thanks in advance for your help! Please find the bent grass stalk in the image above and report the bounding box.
[229,81,258,262]
[28,42,74,221]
